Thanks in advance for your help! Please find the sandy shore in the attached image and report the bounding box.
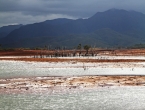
[0,76,145,94]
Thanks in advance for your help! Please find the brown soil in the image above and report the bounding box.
[0,76,145,94]
[0,49,145,63]
[0,49,145,56]
[0,49,145,94]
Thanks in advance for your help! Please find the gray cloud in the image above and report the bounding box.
[0,0,145,27]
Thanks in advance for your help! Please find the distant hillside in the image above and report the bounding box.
[0,24,22,38]
[0,9,145,48]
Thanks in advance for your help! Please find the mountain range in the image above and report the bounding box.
[0,9,145,48]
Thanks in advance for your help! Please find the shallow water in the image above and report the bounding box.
[1,60,145,110]
[0,60,145,78]
[0,87,145,110]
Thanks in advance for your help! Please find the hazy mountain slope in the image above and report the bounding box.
[0,24,22,38]
[88,9,145,32]
[1,9,145,48]
[2,28,138,48]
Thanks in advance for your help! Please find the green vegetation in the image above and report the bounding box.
[0,44,2,50]
[77,44,82,50]
[84,45,91,54]
[77,44,82,55]
[131,43,145,49]
[0,48,15,51]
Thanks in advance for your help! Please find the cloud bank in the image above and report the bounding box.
[0,0,145,27]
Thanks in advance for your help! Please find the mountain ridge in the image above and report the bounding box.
[0,9,145,48]
[0,24,22,38]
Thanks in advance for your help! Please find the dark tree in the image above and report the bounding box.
[77,44,82,56]
[0,44,1,47]
[84,45,90,55]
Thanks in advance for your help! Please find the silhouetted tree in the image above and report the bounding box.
[0,44,2,50]
[77,44,82,56]
[84,45,90,55]
[44,45,48,50]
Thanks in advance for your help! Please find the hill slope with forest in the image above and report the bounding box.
[0,9,145,48]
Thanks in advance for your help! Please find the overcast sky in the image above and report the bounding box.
[0,0,145,27]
